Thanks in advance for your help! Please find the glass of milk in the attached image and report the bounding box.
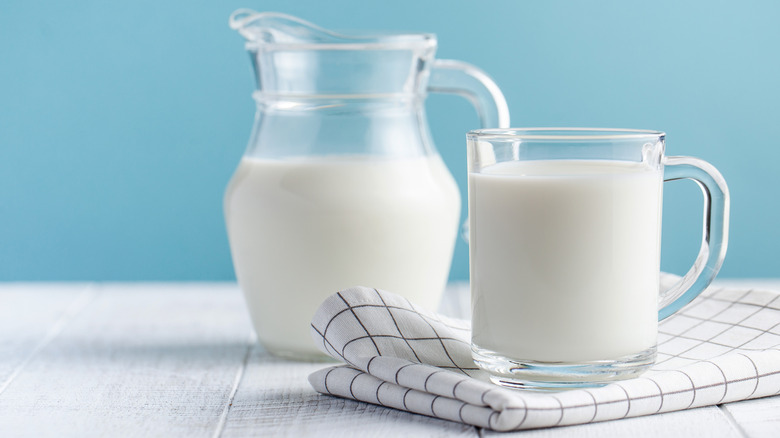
[467,128,729,389]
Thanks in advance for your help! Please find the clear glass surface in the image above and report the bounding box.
[223,10,509,359]
[467,128,729,389]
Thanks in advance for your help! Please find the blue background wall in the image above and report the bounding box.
[1,0,778,281]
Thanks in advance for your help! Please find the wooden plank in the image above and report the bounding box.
[0,280,776,437]
[721,397,780,438]
[219,346,478,437]
[0,283,253,438]
[0,283,94,390]
[481,406,744,438]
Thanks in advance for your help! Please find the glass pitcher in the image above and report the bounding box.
[224,10,509,360]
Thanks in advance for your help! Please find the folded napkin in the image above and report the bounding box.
[308,281,780,431]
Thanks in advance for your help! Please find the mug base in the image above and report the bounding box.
[472,344,656,391]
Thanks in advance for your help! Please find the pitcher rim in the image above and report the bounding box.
[230,10,437,51]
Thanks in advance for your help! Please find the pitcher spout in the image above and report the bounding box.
[229,9,438,97]
[230,10,344,46]
[229,9,435,49]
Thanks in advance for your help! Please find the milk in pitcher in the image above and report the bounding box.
[225,155,460,358]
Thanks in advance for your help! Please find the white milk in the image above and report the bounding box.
[469,160,662,363]
[225,155,460,358]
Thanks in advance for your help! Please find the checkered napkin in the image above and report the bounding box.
[308,281,780,431]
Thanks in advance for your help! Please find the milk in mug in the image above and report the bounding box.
[225,155,460,358]
[469,159,662,363]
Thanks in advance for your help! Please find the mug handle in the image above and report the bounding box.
[659,156,730,320]
[427,59,510,129]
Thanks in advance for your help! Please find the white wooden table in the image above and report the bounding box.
[1,280,778,437]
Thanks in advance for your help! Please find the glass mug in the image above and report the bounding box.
[467,128,729,389]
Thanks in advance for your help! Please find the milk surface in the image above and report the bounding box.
[225,155,460,358]
[469,159,662,362]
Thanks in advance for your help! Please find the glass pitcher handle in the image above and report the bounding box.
[659,156,730,320]
[427,59,510,129]
[429,60,509,242]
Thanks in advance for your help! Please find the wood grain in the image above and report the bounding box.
[220,346,477,438]
[0,283,94,392]
[0,281,777,437]
[0,283,252,438]
[721,397,780,438]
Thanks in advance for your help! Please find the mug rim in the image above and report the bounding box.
[468,128,666,141]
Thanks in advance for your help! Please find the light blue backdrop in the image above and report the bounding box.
[1,0,778,281]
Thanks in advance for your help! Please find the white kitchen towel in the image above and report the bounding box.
[308,282,780,431]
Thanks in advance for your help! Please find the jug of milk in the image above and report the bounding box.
[225,10,509,359]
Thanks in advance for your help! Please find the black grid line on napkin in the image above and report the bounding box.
[309,284,780,431]
[312,288,479,373]
[655,287,780,370]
